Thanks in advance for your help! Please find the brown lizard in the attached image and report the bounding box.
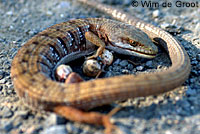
[11,0,191,133]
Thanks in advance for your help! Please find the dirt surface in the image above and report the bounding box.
[0,0,199,134]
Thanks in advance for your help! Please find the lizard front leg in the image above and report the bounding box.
[85,31,106,59]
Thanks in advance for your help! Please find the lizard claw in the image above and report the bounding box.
[104,123,125,134]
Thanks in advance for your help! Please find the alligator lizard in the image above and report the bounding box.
[11,0,191,133]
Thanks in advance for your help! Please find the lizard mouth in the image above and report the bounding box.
[109,42,157,58]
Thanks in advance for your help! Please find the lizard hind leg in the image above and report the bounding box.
[53,105,123,134]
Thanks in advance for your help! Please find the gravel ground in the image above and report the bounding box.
[0,0,199,134]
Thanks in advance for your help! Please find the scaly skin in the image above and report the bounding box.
[11,0,191,133]
[11,18,159,110]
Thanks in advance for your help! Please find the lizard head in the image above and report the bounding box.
[106,24,158,59]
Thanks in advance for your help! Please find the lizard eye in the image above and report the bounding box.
[130,40,134,44]
[129,40,137,47]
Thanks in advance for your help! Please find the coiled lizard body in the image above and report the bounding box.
[11,0,191,133]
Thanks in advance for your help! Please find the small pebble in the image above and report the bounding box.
[60,14,64,18]
[186,88,197,96]
[45,114,66,126]
[136,66,144,71]
[152,10,160,18]
[3,61,10,69]
[127,64,134,70]
[58,1,70,8]
[0,79,6,84]
[165,130,173,134]
[161,23,170,29]
[196,64,200,70]
[103,0,123,5]
[21,20,25,24]
[146,60,153,68]
[191,60,198,65]
[41,125,67,134]
[108,66,113,71]
[188,96,198,105]
[119,60,128,67]
[113,59,121,66]
[0,70,5,79]
[14,111,29,120]
[191,70,198,76]
[196,54,200,61]
[181,100,191,112]
[112,66,121,72]
[6,11,13,15]
[66,123,80,133]
[28,29,38,35]
[46,11,53,16]
[1,107,13,118]
[122,69,129,74]
[2,121,13,132]
[189,78,196,83]
[104,71,113,77]
[9,25,14,30]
